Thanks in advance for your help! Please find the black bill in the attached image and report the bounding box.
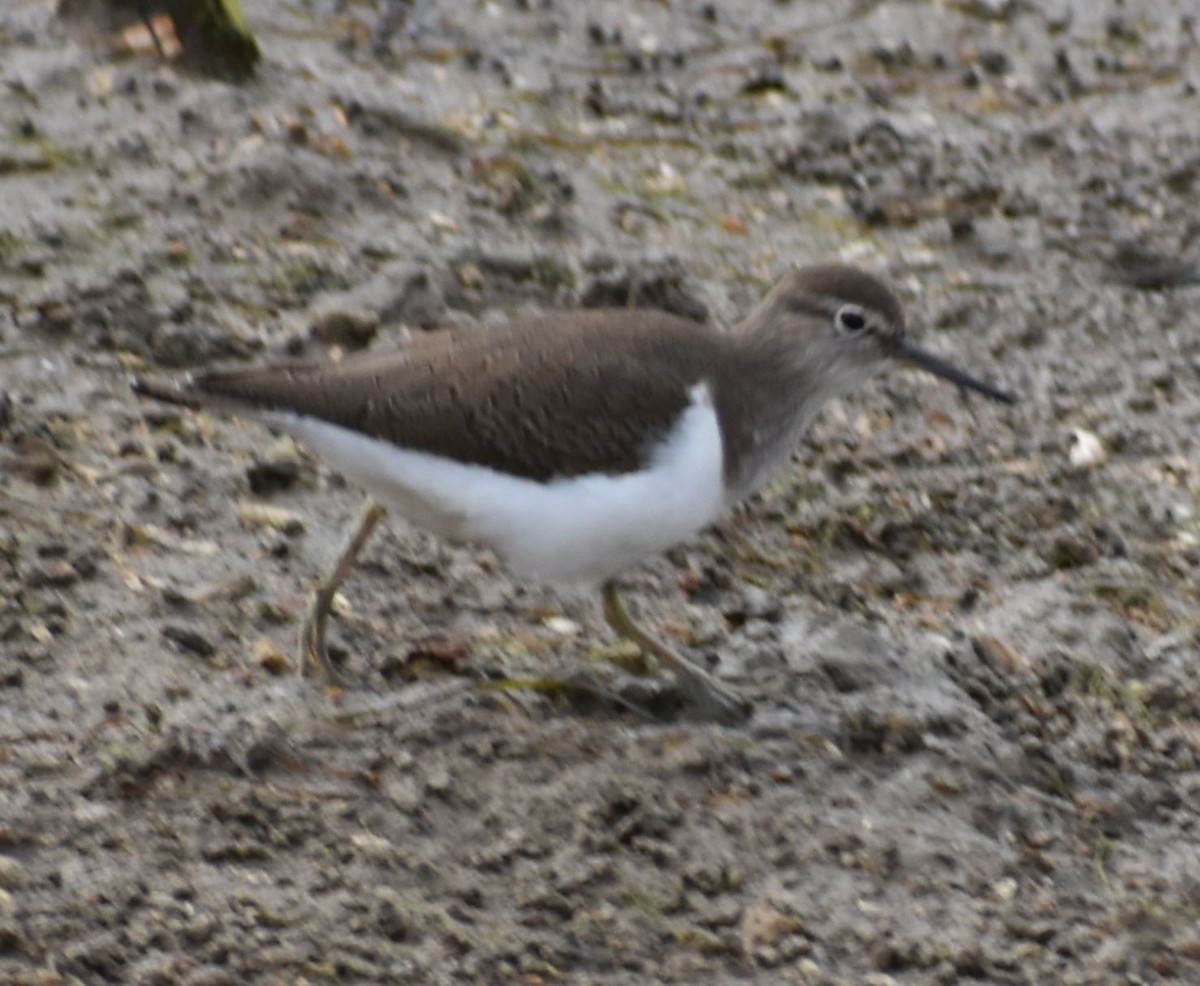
[898,340,1016,404]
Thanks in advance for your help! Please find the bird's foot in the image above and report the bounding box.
[296,497,388,687]
[664,661,753,726]
[297,588,357,687]
[601,580,752,726]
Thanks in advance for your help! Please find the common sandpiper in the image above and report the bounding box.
[134,263,1014,724]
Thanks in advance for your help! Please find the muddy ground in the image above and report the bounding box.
[2,0,1199,983]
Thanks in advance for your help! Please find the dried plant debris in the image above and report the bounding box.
[59,0,261,78]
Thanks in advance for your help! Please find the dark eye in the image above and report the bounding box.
[835,305,867,333]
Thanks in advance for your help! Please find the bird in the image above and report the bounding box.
[133,263,1014,724]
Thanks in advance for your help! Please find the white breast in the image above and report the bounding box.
[266,383,727,584]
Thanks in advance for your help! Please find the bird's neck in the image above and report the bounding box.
[718,312,853,502]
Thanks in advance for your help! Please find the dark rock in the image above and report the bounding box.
[162,624,216,658]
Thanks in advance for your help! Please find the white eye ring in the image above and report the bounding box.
[835,304,868,334]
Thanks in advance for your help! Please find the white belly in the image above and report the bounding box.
[267,384,727,584]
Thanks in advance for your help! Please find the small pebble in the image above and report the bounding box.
[1069,429,1106,469]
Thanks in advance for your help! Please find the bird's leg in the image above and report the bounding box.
[299,497,387,682]
[601,580,751,725]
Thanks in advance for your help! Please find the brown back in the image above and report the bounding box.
[183,312,736,482]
